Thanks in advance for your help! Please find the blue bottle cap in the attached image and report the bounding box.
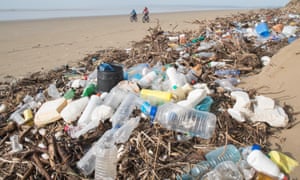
[251,144,261,151]
[149,106,158,123]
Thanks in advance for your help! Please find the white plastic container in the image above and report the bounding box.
[34,97,67,127]
[177,88,207,109]
[247,150,285,180]
[60,96,89,123]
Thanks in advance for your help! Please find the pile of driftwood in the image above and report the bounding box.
[0,7,298,180]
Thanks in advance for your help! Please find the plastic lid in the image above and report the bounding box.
[251,144,261,151]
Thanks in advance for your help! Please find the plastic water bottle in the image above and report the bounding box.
[138,70,158,88]
[185,64,202,85]
[113,117,141,143]
[154,102,216,139]
[182,144,241,179]
[201,161,243,180]
[95,144,118,180]
[102,86,128,111]
[110,93,139,128]
[214,78,241,91]
[214,69,240,77]
[47,83,61,99]
[77,128,117,176]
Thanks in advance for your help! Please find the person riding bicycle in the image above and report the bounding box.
[130,9,137,18]
[142,7,149,17]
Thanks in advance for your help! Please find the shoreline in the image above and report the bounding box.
[0,9,255,23]
[0,9,250,81]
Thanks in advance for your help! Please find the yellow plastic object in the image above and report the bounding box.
[268,150,299,174]
[23,109,33,122]
[140,89,172,105]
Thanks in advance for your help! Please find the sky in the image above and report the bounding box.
[0,0,290,9]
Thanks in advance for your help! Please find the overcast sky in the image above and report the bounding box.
[0,0,290,9]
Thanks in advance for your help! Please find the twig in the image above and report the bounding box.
[0,157,30,164]
[32,153,51,180]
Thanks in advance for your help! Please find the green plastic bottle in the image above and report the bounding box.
[81,83,96,97]
[64,88,75,100]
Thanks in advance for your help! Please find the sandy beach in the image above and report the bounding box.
[0,10,244,81]
[1,8,300,178]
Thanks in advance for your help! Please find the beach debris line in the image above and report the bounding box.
[0,6,299,180]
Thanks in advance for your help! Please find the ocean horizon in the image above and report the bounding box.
[0,4,281,22]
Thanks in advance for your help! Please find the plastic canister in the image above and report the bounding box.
[247,149,286,180]
[97,63,124,93]
[255,22,270,37]
[140,89,172,105]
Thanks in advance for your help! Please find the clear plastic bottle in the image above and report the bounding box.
[110,93,139,128]
[185,64,202,85]
[182,144,241,179]
[102,86,128,111]
[201,161,243,180]
[95,144,118,180]
[77,128,117,176]
[214,69,240,77]
[138,70,158,88]
[113,117,140,143]
[47,83,61,99]
[214,78,241,92]
[154,102,216,139]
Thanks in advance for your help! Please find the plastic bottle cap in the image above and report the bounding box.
[251,144,261,151]
[149,106,158,123]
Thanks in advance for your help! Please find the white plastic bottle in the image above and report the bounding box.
[166,67,186,89]
[247,149,286,180]
[60,96,89,123]
[154,102,216,139]
[77,95,102,126]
